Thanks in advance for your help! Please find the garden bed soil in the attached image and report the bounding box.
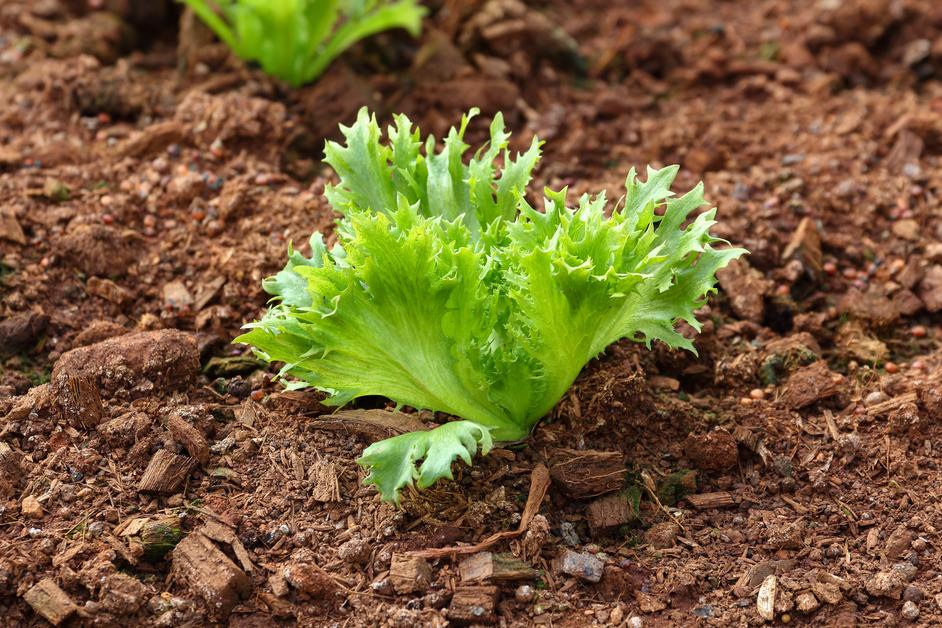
[2,0,942,625]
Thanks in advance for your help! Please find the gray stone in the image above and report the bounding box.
[553,549,604,583]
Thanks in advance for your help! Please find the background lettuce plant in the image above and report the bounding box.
[238,108,745,503]
[181,0,425,87]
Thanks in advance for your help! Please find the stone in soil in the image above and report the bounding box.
[283,560,336,600]
[553,549,604,583]
[795,592,819,613]
[644,520,681,549]
[337,538,371,565]
[903,585,925,603]
[865,570,905,599]
[891,561,918,582]
[598,564,649,602]
[683,429,738,472]
[716,258,771,322]
[51,329,199,398]
[884,525,914,559]
[810,581,842,605]
[782,360,845,409]
[901,600,920,621]
[58,223,136,277]
[917,265,942,312]
[21,494,43,519]
[73,320,128,348]
[0,310,48,357]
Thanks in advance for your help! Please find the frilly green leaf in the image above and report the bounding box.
[357,421,493,504]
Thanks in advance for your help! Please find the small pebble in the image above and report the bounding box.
[901,600,919,621]
[885,362,899,374]
[903,585,924,603]
[628,617,643,628]
[823,261,837,275]
[250,390,265,401]
[515,585,534,603]
[911,538,927,552]
[610,607,624,625]
[910,325,927,338]
[864,391,888,407]
[749,388,765,400]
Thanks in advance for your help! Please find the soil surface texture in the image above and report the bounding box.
[2,0,942,626]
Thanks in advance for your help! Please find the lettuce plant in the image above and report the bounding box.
[238,108,745,503]
[181,0,425,87]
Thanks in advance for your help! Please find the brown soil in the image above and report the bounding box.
[2,0,942,626]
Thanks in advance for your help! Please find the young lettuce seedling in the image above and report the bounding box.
[238,108,746,503]
[180,0,425,87]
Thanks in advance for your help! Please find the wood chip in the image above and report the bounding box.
[200,519,254,573]
[237,398,262,427]
[311,408,428,441]
[586,493,633,536]
[0,441,23,497]
[56,374,103,429]
[86,277,132,304]
[733,559,795,598]
[782,217,822,279]
[309,459,340,502]
[0,210,26,245]
[866,391,918,418]
[458,552,538,583]
[548,448,626,497]
[389,553,432,594]
[171,533,252,619]
[685,491,736,510]
[757,574,777,621]
[23,578,78,626]
[448,585,497,624]
[116,120,185,158]
[165,412,210,466]
[137,449,196,494]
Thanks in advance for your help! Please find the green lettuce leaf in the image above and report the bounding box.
[238,107,746,502]
[357,420,493,506]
